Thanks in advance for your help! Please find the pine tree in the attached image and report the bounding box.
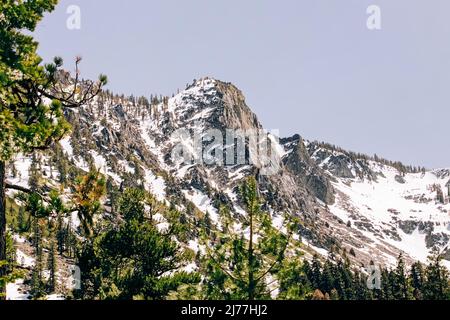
[47,239,57,293]
[54,146,69,184]
[0,0,106,298]
[77,188,199,300]
[423,250,450,300]
[28,154,42,192]
[65,215,75,258]
[106,177,120,217]
[393,254,411,300]
[410,261,424,300]
[8,204,16,231]
[380,268,393,300]
[335,257,353,300]
[56,212,66,255]
[9,163,17,179]
[202,177,294,300]
[310,254,322,290]
[320,260,335,294]
[203,211,212,236]
[31,219,44,298]
[4,232,16,274]
[71,170,106,235]
[277,259,312,300]
[352,270,370,300]
[17,207,28,233]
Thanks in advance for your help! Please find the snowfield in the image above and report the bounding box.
[330,161,450,267]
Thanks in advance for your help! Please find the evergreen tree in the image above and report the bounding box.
[8,204,16,231]
[392,254,411,300]
[320,260,335,294]
[352,270,370,300]
[277,259,312,299]
[5,232,15,271]
[31,218,44,298]
[380,268,393,300]
[17,207,28,233]
[0,233,21,298]
[202,177,294,300]
[54,145,69,184]
[423,250,450,300]
[106,177,120,217]
[77,188,199,300]
[9,163,17,179]
[65,215,76,258]
[71,170,106,235]
[28,153,42,192]
[310,254,322,290]
[410,261,424,300]
[47,239,57,293]
[56,212,66,255]
[335,257,353,300]
[0,0,106,298]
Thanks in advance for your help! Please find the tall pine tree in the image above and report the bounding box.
[47,239,57,293]
[0,0,106,298]
[202,177,294,300]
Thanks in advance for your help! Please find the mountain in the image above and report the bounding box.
[5,77,450,298]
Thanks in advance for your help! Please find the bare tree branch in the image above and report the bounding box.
[5,182,51,203]
[5,183,34,194]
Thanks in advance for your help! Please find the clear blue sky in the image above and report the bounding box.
[34,0,450,168]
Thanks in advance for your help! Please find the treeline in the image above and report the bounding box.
[2,96,449,300]
[281,253,450,300]
[5,170,450,300]
[102,89,169,108]
[313,141,427,174]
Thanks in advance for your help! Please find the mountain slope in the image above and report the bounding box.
[5,77,450,298]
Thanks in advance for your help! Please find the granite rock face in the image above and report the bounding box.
[16,77,448,271]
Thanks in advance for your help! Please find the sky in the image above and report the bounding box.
[33,0,450,168]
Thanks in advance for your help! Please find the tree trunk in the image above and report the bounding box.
[248,207,255,300]
[0,160,7,300]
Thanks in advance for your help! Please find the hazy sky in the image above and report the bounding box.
[34,0,450,168]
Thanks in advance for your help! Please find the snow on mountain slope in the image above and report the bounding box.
[6,76,450,300]
[332,166,449,258]
[305,142,450,267]
[136,78,450,269]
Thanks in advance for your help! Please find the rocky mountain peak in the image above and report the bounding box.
[169,77,260,132]
[7,76,450,294]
